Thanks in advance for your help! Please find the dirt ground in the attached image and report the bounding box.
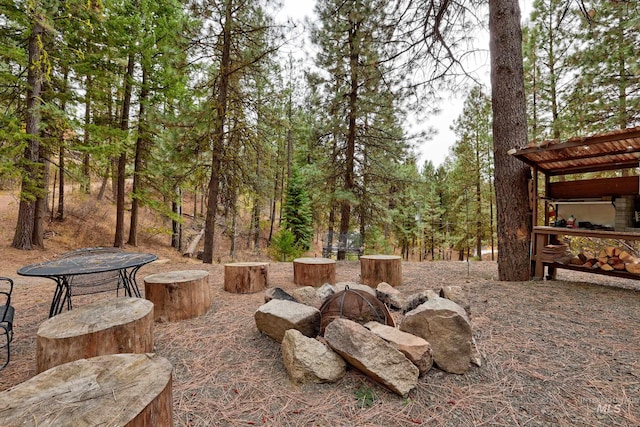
[0,191,639,426]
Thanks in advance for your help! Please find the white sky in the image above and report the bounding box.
[278,0,534,168]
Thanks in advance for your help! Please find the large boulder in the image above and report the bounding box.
[403,289,439,314]
[254,299,321,342]
[375,282,405,311]
[400,297,472,374]
[365,321,433,376]
[281,329,346,384]
[315,283,336,303]
[290,286,322,308]
[333,282,376,297]
[264,287,297,303]
[324,318,419,397]
[439,285,470,316]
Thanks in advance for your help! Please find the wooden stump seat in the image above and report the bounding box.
[293,257,336,287]
[0,353,173,426]
[360,255,402,287]
[144,270,211,322]
[36,297,153,373]
[224,262,269,293]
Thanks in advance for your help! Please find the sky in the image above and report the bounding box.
[277,0,534,168]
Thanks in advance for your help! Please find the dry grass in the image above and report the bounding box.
[0,190,639,426]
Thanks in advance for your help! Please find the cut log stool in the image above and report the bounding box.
[224,262,269,293]
[0,353,173,426]
[144,270,211,322]
[293,257,336,287]
[36,297,154,373]
[360,255,402,287]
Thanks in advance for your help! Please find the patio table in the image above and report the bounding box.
[18,251,157,317]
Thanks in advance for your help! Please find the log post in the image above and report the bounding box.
[144,270,211,322]
[36,297,154,373]
[0,353,173,426]
[224,262,269,293]
[293,257,336,287]
[360,255,402,287]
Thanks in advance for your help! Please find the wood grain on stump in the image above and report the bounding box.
[360,255,402,287]
[144,270,211,322]
[293,257,336,287]
[36,297,154,373]
[224,262,269,293]
[0,353,173,427]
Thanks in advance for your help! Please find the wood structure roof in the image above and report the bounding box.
[509,126,640,176]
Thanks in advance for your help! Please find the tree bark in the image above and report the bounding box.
[338,10,361,261]
[489,0,532,281]
[114,51,135,248]
[12,20,45,250]
[82,75,92,194]
[128,64,149,247]
[203,0,233,263]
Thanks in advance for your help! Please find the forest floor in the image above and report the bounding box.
[0,190,639,426]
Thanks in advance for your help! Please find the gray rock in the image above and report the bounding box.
[281,329,346,384]
[403,289,439,313]
[324,318,419,397]
[290,286,322,308]
[470,337,482,367]
[264,287,297,303]
[376,282,405,311]
[333,282,376,297]
[315,283,336,304]
[400,297,472,374]
[440,285,470,316]
[365,321,433,376]
[254,299,321,342]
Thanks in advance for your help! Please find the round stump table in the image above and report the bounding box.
[36,297,154,373]
[360,254,402,287]
[224,262,269,293]
[293,257,336,287]
[0,353,173,427]
[144,270,211,322]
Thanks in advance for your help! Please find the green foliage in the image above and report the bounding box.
[268,228,304,262]
[363,226,393,255]
[282,169,313,251]
[355,384,377,408]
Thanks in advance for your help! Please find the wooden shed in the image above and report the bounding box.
[509,126,640,279]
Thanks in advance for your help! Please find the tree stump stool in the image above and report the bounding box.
[0,353,173,426]
[144,270,211,322]
[293,257,336,287]
[36,297,154,373]
[360,255,402,287]
[224,262,269,293]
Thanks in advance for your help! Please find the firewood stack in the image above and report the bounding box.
[569,246,640,274]
[540,244,573,264]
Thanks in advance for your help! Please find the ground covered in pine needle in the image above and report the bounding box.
[0,248,638,427]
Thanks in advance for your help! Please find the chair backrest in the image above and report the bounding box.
[58,248,123,296]
[0,277,13,323]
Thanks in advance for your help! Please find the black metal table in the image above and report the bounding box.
[18,252,157,317]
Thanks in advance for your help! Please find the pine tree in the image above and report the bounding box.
[282,169,313,251]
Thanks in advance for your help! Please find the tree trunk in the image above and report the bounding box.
[203,0,233,264]
[33,146,49,247]
[82,75,92,194]
[13,20,45,250]
[338,12,360,261]
[171,188,182,250]
[128,64,149,247]
[55,71,68,221]
[489,0,531,281]
[114,51,136,248]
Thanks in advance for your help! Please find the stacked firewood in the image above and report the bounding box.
[569,246,640,274]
